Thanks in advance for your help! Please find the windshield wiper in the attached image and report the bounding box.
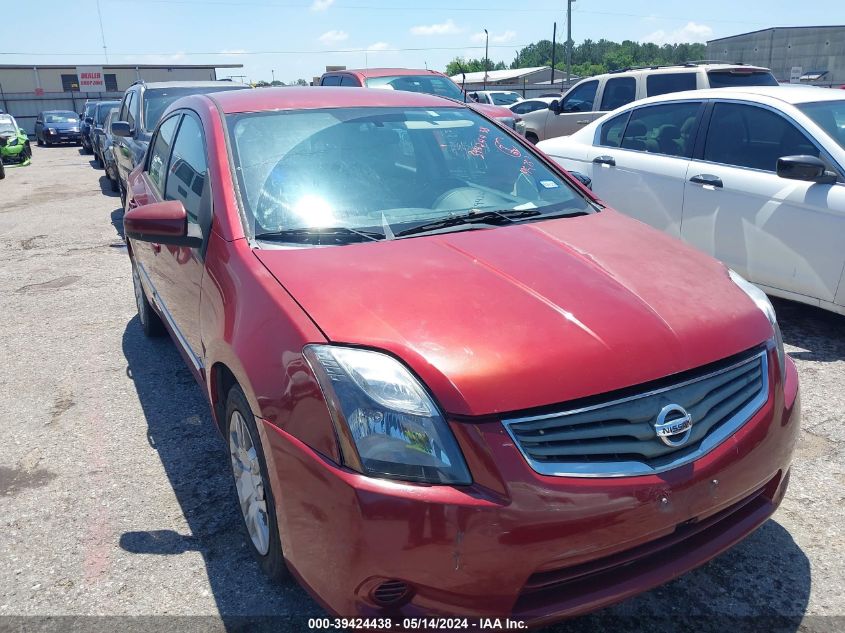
[255,226,385,244]
[394,208,543,238]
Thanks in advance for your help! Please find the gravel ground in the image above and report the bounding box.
[0,146,842,633]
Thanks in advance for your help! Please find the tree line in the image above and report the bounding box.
[446,39,707,78]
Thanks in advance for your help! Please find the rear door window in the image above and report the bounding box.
[321,75,341,86]
[600,77,636,111]
[598,111,631,148]
[620,102,702,157]
[707,70,778,88]
[339,75,360,86]
[646,73,697,97]
[703,102,819,171]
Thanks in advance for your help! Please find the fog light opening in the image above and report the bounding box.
[372,579,413,607]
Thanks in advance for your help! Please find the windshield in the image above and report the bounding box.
[95,102,119,125]
[0,115,17,135]
[798,100,845,152]
[491,92,521,106]
[707,70,778,88]
[365,75,464,100]
[228,106,593,243]
[143,86,243,131]
[44,112,79,124]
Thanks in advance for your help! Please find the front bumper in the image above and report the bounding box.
[46,130,81,143]
[0,143,25,162]
[260,351,800,625]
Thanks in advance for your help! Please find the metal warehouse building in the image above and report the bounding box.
[706,25,845,86]
[0,63,244,134]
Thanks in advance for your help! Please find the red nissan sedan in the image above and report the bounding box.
[122,87,800,626]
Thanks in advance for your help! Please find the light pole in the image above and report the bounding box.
[271,69,275,84]
[484,29,489,90]
[566,0,575,86]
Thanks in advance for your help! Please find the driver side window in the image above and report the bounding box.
[562,80,598,113]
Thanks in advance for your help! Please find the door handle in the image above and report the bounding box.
[689,174,723,188]
[576,120,590,125]
[593,155,616,167]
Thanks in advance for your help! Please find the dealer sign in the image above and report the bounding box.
[76,66,106,91]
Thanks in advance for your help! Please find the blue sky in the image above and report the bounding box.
[2,0,841,83]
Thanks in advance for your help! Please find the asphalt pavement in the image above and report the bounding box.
[0,146,842,633]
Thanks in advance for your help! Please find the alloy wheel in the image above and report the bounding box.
[228,410,270,555]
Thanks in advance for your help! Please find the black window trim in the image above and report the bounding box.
[593,99,706,160]
[162,109,210,224]
[695,98,844,181]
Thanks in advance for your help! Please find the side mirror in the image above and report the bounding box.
[568,171,592,190]
[550,99,562,115]
[124,200,202,247]
[112,121,132,138]
[85,116,93,124]
[777,155,838,184]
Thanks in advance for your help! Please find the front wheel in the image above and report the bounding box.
[226,386,288,582]
[131,260,165,337]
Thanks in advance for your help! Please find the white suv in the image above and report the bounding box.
[537,86,845,315]
[522,62,777,143]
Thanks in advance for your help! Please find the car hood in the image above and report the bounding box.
[468,102,515,120]
[254,211,771,416]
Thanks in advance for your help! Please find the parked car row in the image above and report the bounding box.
[318,67,526,134]
[538,85,845,316]
[78,81,249,201]
[522,62,779,143]
[115,78,800,626]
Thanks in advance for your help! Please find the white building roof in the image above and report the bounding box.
[450,66,551,83]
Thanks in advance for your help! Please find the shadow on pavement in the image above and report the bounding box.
[774,298,845,363]
[540,519,810,632]
[119,317,324,632]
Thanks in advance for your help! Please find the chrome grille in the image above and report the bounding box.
[503,349,769,477]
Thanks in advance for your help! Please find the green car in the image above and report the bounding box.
[0,114,32,166]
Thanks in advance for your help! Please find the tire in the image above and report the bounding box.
[131,260,165,337]
[225,386,288,582]
[119,181,127,208]
[94,152,101,168]
[22,143,32,162]
[43,138,51,147]
[110,174,119,192]
[36,136,43,147]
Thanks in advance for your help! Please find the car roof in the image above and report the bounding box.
[140,80,249,90]
[628,85,845,107]
[332,68,447,79]
[208,86,463,114]
[41,110,77,114]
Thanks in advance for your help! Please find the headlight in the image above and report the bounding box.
[304,345,471,485]
[8,138,18,146]
[48,127,56,134]
[497,116,517,131]
[729,270,785,375]
[515,119,526,135]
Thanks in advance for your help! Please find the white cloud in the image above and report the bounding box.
[311,0,334,11]
[367,42,391,51]
[470,30,516,44]
[410,19,463,36]
[318,29,349,44]
[642,21,713,45]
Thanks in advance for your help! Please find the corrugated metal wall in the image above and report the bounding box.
[0,91,124,135]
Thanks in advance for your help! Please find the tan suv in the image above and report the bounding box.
[522,62,777,143]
